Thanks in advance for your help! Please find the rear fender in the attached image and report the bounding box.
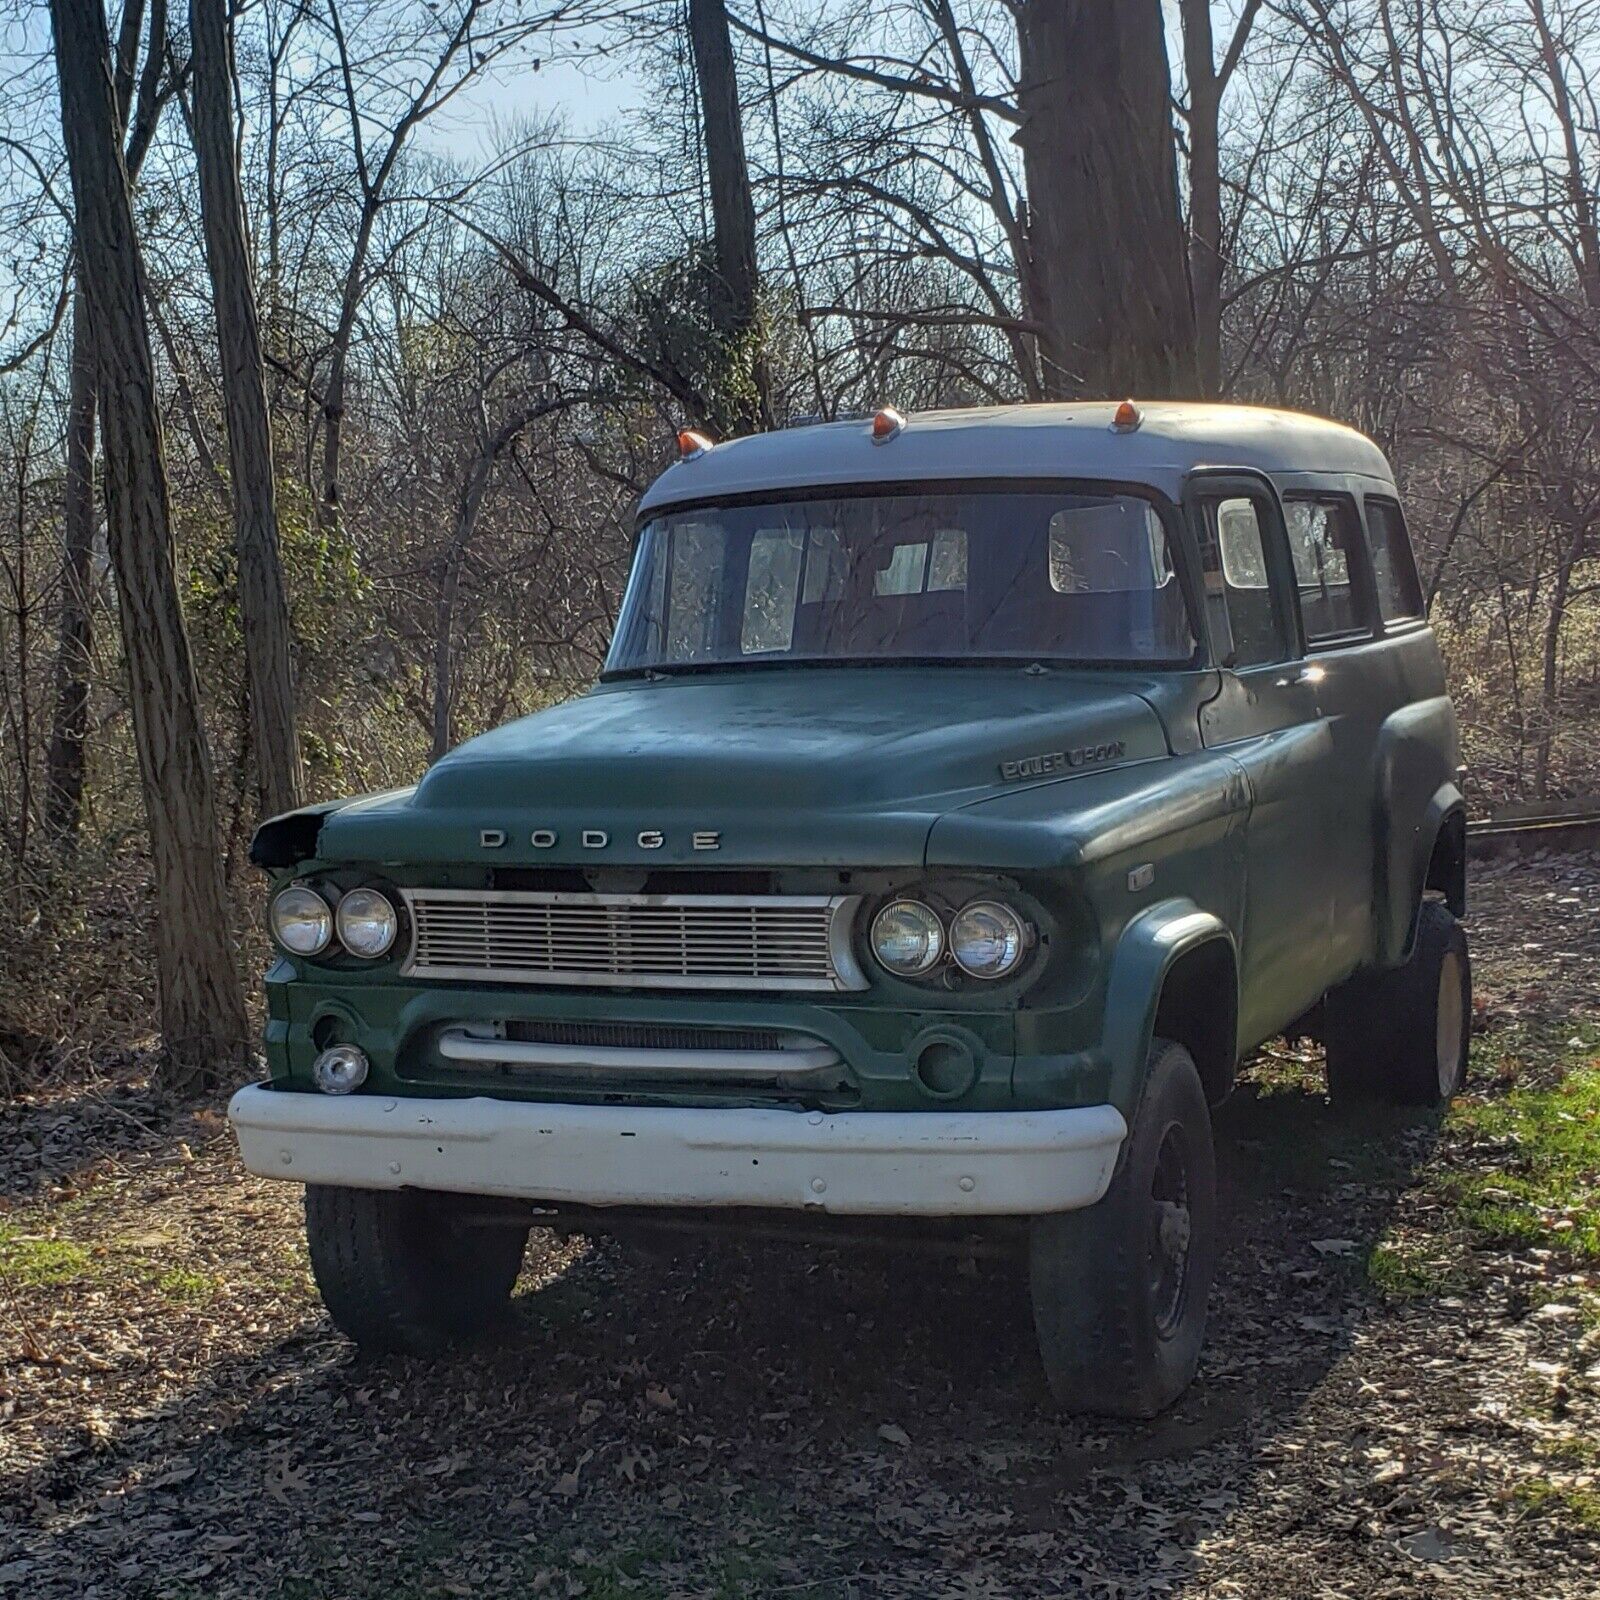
[1372,697,1463,965]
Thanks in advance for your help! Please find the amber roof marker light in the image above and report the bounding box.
[870,406,906,444]
[676,428,715,460]
[1110,399,1143,434]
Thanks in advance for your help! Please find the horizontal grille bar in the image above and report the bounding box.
[399,889,866,992]
[437,1027,842,1079]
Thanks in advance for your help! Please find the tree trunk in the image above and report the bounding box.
[49,0,248,1092]
[45,287,97,848]
[687,0,769,432]
[189,0,304,819]
[1014,0,1199,399]
[1179,0,1223,396]
[1533,519,1586,799]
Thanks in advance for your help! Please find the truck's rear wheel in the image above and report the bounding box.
[1029,1039,1217,1417]
[1324,901,1470,1107]
[305,1185,528,1354]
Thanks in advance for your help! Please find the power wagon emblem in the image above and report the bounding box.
[1000,741,1126,782]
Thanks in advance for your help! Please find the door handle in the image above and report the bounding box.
[1274,664,1326,689]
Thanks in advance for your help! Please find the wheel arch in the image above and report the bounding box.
[1424,803,1467,917]
[1372,693,1463,966]
[1102,901,1240,1112]
[1386,784,1466,964]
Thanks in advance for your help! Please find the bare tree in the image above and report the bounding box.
[49,0,248,1089]
[1014,0,1198,397]
[44,0,170,847]
[687,0,770,432]
[1178,0,1261,396]
[189,0,304,817]
[43,285,96,846]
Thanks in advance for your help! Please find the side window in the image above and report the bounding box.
[1283,496,1367,642]
[874,542,929,596]
[663,522,727,660]
[927,528,967,591]
[871,529,968,596]
[1196,496,1287,668]
[742,528,803,653]
[1049,499,1173,593]
[1364,498,1425,622]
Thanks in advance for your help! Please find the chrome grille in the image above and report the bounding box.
[399,890,866,991]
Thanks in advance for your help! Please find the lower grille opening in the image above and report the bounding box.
[503,1019,785,1053]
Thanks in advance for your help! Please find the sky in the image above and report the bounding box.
[416,22,649,159]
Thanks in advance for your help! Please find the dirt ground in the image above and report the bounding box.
[2,853,1598,1599]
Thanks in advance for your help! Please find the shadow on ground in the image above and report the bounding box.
[0,1076,1468,1599]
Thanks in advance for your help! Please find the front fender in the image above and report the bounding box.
[1100,898,1238,1113]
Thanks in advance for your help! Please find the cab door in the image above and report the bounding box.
[1185,471,1342,1047]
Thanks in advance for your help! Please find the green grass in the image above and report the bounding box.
[0,1221,226,1303]
[1365,1240,1480,1300]
[0,1225,92,1286]
[154,1266,224,1303]
[1444,1026,1600,1258]
[1513,1478,1600,1532]
[1539,1435,1600,1469]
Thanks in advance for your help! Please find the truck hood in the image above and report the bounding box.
[314,668,1171,869]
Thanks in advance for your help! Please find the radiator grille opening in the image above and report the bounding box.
[399,889,865,991]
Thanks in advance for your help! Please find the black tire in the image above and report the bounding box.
[1029,1039,1218,1417]
[304,1185,528,1354]
[1324,901,1471,1107]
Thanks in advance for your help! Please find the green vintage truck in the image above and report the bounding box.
[230,401,1469,1416]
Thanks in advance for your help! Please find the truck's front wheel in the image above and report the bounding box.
[305,1185,528,1354]
[1029,1039,1217,1417]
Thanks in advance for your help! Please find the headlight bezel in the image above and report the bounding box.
[269,883,335,957]
[864,886,1036,986]
[335,886,399,959]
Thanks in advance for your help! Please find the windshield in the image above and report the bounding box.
[604,487,1197,674]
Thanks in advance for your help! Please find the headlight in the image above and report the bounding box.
[336,887,398,958]
[870,899,945,976]
[950,900,1028,979]
[270,884,333,956]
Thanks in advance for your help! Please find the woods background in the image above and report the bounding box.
[0,0,1597,1088]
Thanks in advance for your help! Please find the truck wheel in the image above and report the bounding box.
[1324,901,1470,1107]
[304,1185,528,1354]
[1029,1039,1217,1417]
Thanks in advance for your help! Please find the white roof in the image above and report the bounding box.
[638,401,1396,514]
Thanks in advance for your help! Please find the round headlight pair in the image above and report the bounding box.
[269,885,398,960]
[869,897,1028,981]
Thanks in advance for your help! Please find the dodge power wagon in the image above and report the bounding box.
[230,401,1470,1416]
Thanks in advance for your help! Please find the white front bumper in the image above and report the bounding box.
[227,1085,1126,1217]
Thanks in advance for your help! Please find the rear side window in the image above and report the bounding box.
[1364,498,1425,621]
[1283,496,1367,642]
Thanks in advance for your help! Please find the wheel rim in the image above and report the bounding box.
[1436,949,1466,1098]
[1148,1125,1192,1340]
